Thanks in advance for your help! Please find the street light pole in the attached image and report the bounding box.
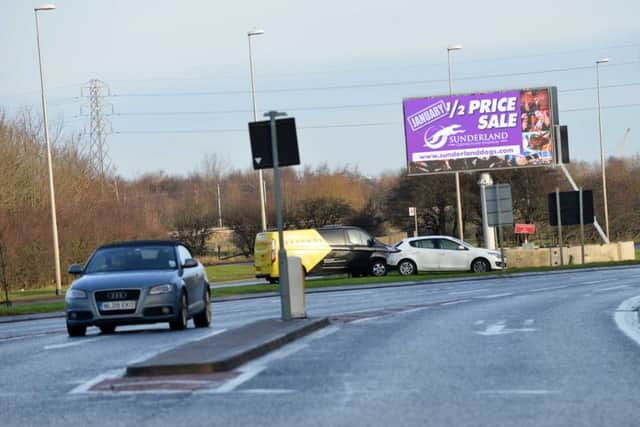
[447,44,464,241]
[34,4,62,296]
[596,57,610,240]
[248,28,268,231]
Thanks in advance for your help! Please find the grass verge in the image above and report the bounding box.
[0,301,64,317]
[205,264,255,283]
[3,258,640,316]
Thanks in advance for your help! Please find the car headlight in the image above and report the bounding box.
[149,284,175,295]
[487,251,502,258]
[66,289,87,299]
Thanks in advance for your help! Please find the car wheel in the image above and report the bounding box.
[268,277,279,284]
[471,258,490,273]
[370,260,387,277]
[193,288,211,328]
[99,325,116,334]
[170,292,188,331]
[67,323,86,337]
[398,259,417,276]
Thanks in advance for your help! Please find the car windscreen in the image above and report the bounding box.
[85,246,178,273]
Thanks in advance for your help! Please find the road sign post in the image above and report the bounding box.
[555,188,563,266]
[579,187,585,264]
[266,111,291,320]
[485,184,513,267]
[409,207,417,237]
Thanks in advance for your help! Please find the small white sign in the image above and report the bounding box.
[408,207,416,217]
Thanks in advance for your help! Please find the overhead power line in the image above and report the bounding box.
[108,82,640,118]
[109,61,640,98]
[112,103,640,135]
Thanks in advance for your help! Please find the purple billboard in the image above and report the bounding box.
[403,87,558,174]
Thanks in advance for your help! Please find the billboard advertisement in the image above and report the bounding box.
[403,87,558,174]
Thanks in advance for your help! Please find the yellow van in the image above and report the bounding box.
[254,226,393,283]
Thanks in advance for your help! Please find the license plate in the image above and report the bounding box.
[101,300,136,311]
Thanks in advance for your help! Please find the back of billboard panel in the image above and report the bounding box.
[402,87,559,174]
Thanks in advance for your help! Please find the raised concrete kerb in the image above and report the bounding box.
[126,317,330,377]
[614,295,640,347]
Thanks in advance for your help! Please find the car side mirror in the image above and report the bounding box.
[368,239,375,247]
[68,264,84,275]
[457,245,466,251]
[182,258,198,268]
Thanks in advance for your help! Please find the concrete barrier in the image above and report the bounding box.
[503,241,636,268]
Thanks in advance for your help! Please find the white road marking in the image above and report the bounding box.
[44,336,105,350]
[440,299,471,306]
[475,320,536,336]
[582,280,605,285]
[528,286,567,293]
[474,320,485,326]
[69,369,124,394]
[210,366,267,393]
[595,285,629,292]
[478,293,512,299]
[193,328,228,341]
[240,388,296,394]
[202,325,340,394]
[449,290,482,295]
[614,295,640,347]
[351,316,385,324]
[399,307,430,315]
[523,319,535,326]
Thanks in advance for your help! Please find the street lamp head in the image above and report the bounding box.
[447,44,463,52]
[35,4,56,11]
[248,28,265,37]
[596,57,609,64]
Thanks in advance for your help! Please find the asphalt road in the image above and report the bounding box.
[1,266,640,426]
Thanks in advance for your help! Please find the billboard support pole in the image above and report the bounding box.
[555,188,564,266]
[265,110,291,321]
[478,173,496,250]
[414,212,418,237]
[497,186,505,267]
[558,160,609,245]
[579,187,585,264]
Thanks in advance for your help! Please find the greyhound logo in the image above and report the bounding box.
[423,124,465,149]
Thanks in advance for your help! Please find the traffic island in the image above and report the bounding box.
[126,317,330,377]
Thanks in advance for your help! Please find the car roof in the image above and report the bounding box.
[98,240,183,250]
[403,235,456,241]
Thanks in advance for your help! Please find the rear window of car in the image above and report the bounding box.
[410,239,436,249]
[85,246,178,273]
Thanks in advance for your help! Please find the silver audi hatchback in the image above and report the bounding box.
[65,240,211,337]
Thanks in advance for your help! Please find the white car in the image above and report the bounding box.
[387,236,506,275]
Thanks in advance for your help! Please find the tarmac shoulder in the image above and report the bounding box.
[126,317,330,377]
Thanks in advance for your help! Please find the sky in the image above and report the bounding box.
[1,0,639,179]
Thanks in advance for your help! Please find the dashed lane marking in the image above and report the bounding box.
[440,299,472,306]
[44,336,105,350]
[478,293,513,299]
[595,285,629,292]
